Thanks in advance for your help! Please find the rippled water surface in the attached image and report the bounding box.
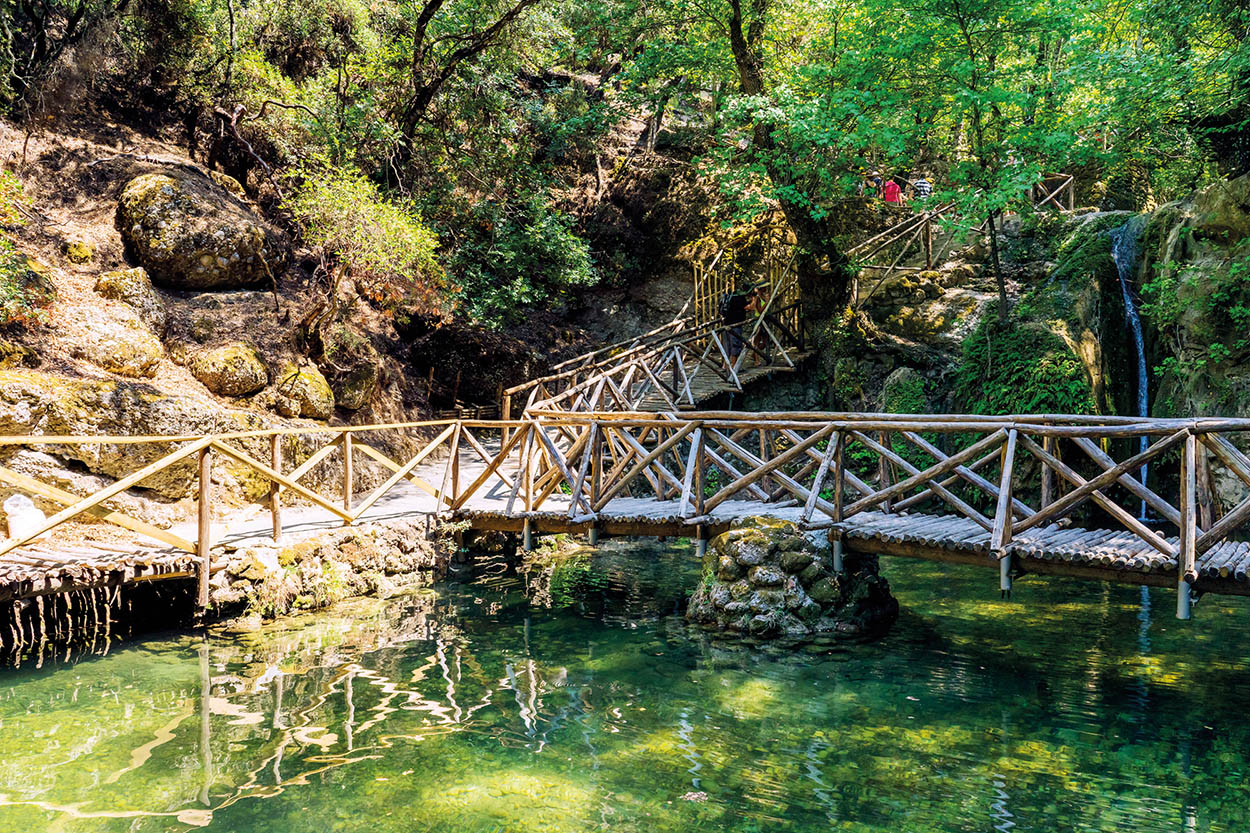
[2,541,1250,832]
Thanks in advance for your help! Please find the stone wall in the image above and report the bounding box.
[687,517,898,638]
[209,517,455,624]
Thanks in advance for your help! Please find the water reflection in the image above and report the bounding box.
[0,540,1248,832]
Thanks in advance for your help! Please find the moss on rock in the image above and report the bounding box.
[94,266,166,333]
[62,239,94,264]
[116,171,287,290]
[275,361,335,419]
[190,342,268,397]
[687,517,897,638]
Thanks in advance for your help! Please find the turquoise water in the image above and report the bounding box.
[1,542,1249,832]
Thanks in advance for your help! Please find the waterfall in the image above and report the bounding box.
[1111,216,1149,517]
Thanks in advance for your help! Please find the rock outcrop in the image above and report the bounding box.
[687,517,898,638]
[189,342,268,397]
[116,171,286,290]
[211,518,453,617]
[94,266,166,333]
[60,303,163,378]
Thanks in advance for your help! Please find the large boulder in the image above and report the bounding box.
[61,303,163,378]
[116,171,286,290]
[94,266,166,333]
[189,342,268,397]
[274,361,334,420]
[687,517,898,638]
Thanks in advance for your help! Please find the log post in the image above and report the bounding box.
[695,524,708,558]
[833,431,845,572]
[878,430,892,512]
[342,431,353,520]
[1040,434,1055,509]
[450,423,461,499]
[270,434,282,541]
[197,446,213,613]
[591,425,603,507]
[501,392,512,446]
[1178,431,1197,620]
[923,215,933,269]
[992,429,1018,594]
[1197,440,1215,529]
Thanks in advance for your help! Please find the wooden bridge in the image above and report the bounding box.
[3,409,1250,622]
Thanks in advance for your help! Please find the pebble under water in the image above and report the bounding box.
[1,540,1248,832]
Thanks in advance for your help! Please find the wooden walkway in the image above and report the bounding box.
[4,411,1250,620]
[502,311,811,417]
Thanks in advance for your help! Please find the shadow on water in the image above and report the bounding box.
[0,540,1249,832]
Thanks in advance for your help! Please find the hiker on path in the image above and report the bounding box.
[882,175,904,204]
[912,172,933,202]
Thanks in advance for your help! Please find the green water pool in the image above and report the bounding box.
[0,542,1248,832]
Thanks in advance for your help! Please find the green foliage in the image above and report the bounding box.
[0,238,55,327]
[0,171,25,227]
[444,196,598,328]
[289,165,445,312]
[953,316,1097,416]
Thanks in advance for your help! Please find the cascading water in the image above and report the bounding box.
[1112,216,1150,518]
[1112,215,1155,650]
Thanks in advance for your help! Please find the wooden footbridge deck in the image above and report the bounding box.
[3,409,1250,622]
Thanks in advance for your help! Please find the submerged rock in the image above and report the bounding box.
[687,517,898,639]
[116,171,287,290]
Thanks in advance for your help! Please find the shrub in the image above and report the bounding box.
[445,195,599,328]
[289,165,446,313]
[0,238,56,326]
[953,316,1096,416]
[0,171,26,227]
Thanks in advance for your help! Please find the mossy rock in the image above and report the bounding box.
[62,239,94,264]
[61,304,163,378]
[190,342,268,397]
[117,171,287,290]
[275,361,334,419]
[94,266,166,333]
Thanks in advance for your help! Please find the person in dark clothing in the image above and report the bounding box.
[720,288,750,366]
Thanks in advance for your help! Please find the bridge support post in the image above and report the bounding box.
[196,446,213,614]
[588,524,599,546]
[832,534,844,573]
[695,525,708,558]
[1178,432,1197,620]
[1000,554,1012,596]
[522,518,535,552]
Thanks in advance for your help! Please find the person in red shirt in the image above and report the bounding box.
[882,176,904,204]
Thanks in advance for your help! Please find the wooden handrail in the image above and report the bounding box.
[2,408,1249,621]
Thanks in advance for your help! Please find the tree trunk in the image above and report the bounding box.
[987,211,1009,322]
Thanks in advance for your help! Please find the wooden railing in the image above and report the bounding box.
[4,410,1250,619]
[512,309,804,415]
